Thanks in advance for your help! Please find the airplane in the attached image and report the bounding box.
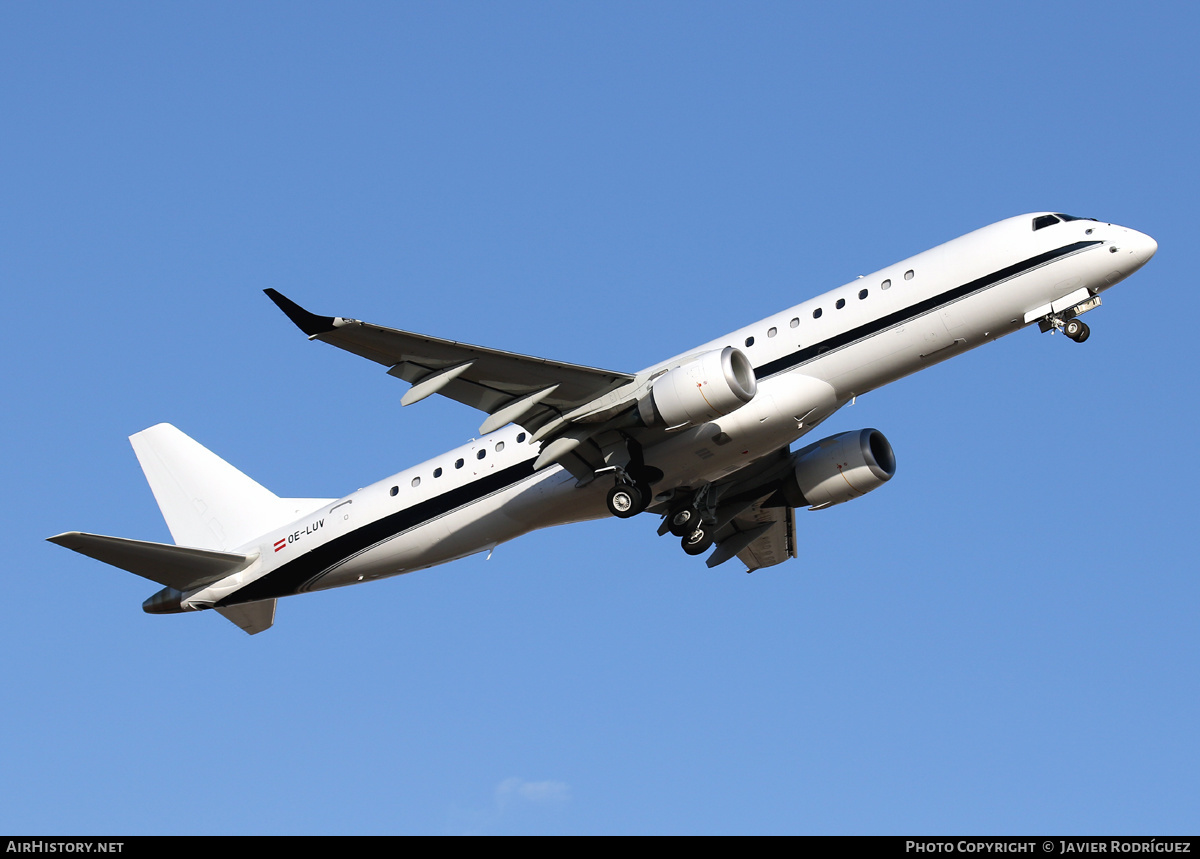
[48,213,1157,635]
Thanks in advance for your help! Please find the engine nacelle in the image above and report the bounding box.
[637,347,757,429]
[778,428,896,509]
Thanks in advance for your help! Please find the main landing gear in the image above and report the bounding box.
[606,481,651,518]
[665,504,701,537]
[680,522,714,556]
[602,436,660,519]
[663,488,715,555]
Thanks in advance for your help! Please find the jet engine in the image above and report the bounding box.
[637,347,757,429]
[776,428,896,509]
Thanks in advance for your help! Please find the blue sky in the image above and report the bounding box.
[3,2,1198,835]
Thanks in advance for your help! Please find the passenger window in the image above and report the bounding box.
[836,298,846,309]
[858,289,868,300]
[433,467,443,478]
[411,476,421,488]
[789,317,799,328]
[517,432,526,443]
[389,486,398,497]
[495,441,505,452]
[477,449,486,460]
[767,327,777,338]
[813,308,822,319]
[455,458,464,469]
[904,270,914,281]
[881,279,891,290]
[745,336,754,347]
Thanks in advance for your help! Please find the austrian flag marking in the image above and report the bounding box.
[273,518,325,553]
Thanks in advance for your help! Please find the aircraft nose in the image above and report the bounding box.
[1111,226,1157,277]
[1131,230,1158,265]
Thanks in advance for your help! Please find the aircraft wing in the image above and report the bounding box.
[705,497,797,572]
[265,290,635,437]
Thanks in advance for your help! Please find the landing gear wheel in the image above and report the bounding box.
[1074,320,1090,343]
[1064,319,1090,342]
[668,505,700,537]
[681,525,714,556]
[606,483,646,519]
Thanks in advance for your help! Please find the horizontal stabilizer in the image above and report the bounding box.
[216,599,276,635]
[47,532,255,592]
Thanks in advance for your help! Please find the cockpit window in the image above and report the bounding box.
[1033,215,1061,231]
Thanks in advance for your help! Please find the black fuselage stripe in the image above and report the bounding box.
[221,459,540,604]
[753,240,1101,380]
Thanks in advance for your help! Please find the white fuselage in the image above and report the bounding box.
[187,214,1156,610]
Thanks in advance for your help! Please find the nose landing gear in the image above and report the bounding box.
[1063,318,1090,343]
[1040,312,1092,343]
[1037,294,1100,343]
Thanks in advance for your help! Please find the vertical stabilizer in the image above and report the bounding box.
[129,424,331,551]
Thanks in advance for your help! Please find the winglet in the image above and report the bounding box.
[263,289,338,337]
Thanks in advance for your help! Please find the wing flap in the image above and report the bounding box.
[733,506,795,572]
[706,523,773,568]
[701,449,800,572]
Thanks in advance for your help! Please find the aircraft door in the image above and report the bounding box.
[331,499,352,529]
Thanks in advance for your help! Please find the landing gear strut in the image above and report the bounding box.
[1039,296,1099,344]
[1041,314,1092,343]
[600,435,659,519]
[661,484,717,555]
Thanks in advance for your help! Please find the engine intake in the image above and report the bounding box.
[778,428,896,509]
[637,347,757,430]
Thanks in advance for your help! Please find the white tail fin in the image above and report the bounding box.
[129,423,333,551]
